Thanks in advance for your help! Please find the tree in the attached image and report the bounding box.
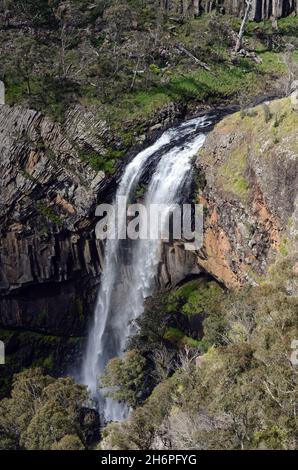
[235,0,253,52]
[50,1,74,78]
[11,367,55,420]
[100,350,147,408]
[100,257,298,450]
[0,368,98,450]
[51,434,85,450]
[21,401,74,450]
[152,346,175,382]
[1,0,13,27]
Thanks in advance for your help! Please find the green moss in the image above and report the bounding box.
[279,237,289,257]
[36,202,63,226]
[77,148,123,174]
[217,143,249,203]
[164,327,200,348]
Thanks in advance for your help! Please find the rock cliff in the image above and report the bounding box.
[0,104,107,335]
[0,100,192,392]
[195,97,298,287]
[0,103,110,389]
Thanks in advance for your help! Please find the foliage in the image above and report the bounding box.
[101,256,298,450]
[36,201,63,226]
[100,350,146,408]
[0,3,296,136]
[77,148,123,174]
[163,327,200,348]
[0,369,97,450]
[170,279,224,316]
[128,292,172,355]
[51,434,85,450]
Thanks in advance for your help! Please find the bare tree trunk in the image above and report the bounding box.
[235,0,253,53]
[26,77,31,96]
[130,57,140,91]
[174,43,211,71]
[60,22,67,77]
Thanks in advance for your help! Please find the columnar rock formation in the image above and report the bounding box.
[0,103,119,337]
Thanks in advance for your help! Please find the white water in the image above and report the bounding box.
[82,114,214,421]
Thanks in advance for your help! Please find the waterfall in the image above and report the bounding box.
[82,114,214,422]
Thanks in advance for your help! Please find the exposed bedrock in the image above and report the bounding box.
[0,104,107,337]
[195,97,298,287]
[0,100,190,335]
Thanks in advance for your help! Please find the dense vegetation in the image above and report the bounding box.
[1,1,297,165]
[1,255,296,450]
[100,255,298,450]
[0,368,99,450]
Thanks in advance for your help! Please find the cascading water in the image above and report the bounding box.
[82,114,215,422]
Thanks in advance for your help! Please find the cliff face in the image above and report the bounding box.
[0,100,194,391]
[161,0,297,20]
[0,104,108,336]
[1,97,297,324]
[195,97,298,287]
[0,99,191,328]
[0,104,111,388]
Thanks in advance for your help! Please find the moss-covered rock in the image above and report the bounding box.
[195,97,298,288]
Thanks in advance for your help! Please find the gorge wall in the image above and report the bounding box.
[1,95,298,392]
[194,97,298,288]
[0,100,191,391]
[0,104,106,390]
